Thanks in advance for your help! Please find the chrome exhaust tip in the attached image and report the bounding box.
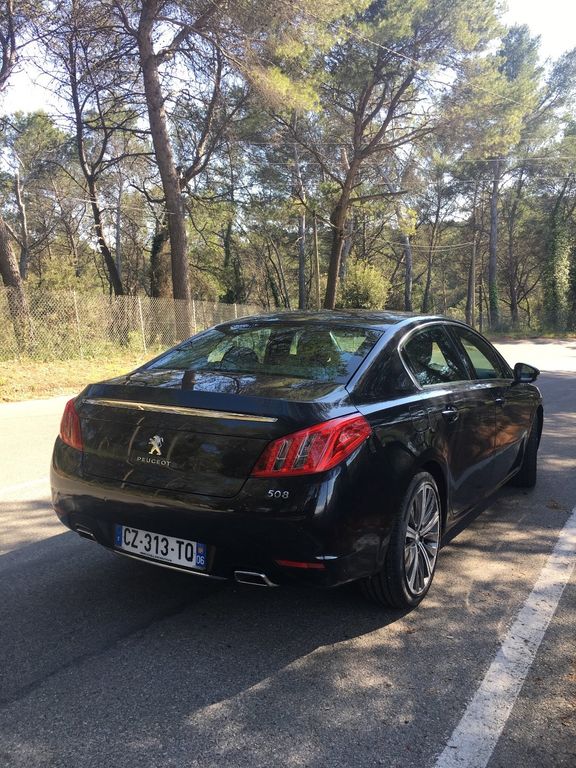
[234,570,277,587]
[75,525,96,541]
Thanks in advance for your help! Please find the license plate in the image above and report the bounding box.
[114,525,207,571]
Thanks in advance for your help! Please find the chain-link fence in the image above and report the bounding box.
[0,289,262,361]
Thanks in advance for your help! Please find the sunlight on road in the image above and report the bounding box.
[0,481,63,555]
[495,341,576,373]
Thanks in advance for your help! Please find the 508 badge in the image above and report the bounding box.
[267,489,290,499]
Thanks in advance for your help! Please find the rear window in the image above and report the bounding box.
[146,323,381,383]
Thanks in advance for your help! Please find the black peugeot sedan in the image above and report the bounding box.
[51,311,542,609]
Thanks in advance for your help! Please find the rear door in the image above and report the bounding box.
[400,324,497,516]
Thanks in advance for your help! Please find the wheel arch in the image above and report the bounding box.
[535,404,543,446]
[419,460,448,531]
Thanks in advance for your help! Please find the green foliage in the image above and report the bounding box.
[0,111,69,170]
[543,222,572,330]
[338,259,390,309]
[1,0,575,340]
[248,66,319,111]
[568,246,576,331]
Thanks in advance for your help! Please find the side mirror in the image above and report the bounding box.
[513,362,540,384]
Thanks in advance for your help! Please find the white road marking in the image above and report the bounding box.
[0,477,49,500]
[435,505,576,768]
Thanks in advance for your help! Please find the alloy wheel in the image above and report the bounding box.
[404,481,441,596]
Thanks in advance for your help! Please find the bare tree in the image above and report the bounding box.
[111,1,225,314]
[0,0,33,347]
[39,0,142,294]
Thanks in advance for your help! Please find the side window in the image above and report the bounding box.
[453,329,508,380]
[402,326,468,387]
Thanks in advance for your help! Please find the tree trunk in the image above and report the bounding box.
[150,223,172,298]
[403,234,413,311]
[510,280,519,327]
[544,218,570,330]
[223,220,233,272]
[325,163,358,309]
[14,170,29,280]
[568,244,576,331]
[422,197,442,313]
[325,203,346,309]
[292,129,307,310]
[506,173,525,329]
[138,0,192,337]
[297,212,307,309]
[488,159,501,328]
[466,237,477,327]
[508,227,519,327]
[65,220,81,278]
[479,279,484,333]
[265,260,282,309]
[422,256,433,313]
[222,220,244,303]
[339,217,354,282]
[0,213,32,351]
[312,210,321,311]
[115,178,124,279]
[466,185,479,327]
[267,241,291,309]
[86,175,124,296]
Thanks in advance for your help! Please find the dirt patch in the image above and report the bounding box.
[0,355,146,402]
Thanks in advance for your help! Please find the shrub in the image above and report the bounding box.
[338,259,390,309]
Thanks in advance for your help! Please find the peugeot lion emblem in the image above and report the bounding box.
[148,435,164,456]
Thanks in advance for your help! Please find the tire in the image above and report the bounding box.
[510,416,540,488]
[361,472,441,609]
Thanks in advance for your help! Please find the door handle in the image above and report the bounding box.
[494,397,505,407]
[441,406,459,423]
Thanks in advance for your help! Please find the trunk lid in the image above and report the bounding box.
[78,370,354,498]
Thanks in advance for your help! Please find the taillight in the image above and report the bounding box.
[251,414,371,477]
[60,398,83,451]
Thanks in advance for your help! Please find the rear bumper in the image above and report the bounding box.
[51,445,386,588]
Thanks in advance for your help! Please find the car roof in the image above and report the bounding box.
[217,309,444,332]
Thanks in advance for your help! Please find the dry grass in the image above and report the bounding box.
[0,354,147,402]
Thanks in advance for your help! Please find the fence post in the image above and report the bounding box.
[72,290,84,358]
[234,302,238,319]
[137,296,147,355]
[192,299,197,334]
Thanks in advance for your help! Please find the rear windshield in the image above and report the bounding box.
[146,323,382,383]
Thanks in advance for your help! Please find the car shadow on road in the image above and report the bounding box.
[1,370,574,767]
[0,503,570,768]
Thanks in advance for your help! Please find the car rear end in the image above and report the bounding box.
[51,319,388,587]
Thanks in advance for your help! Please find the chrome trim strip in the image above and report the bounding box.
[84,398,278,423]
[75,525,96,541]
[234,570,278,587]
[112,549,228,580]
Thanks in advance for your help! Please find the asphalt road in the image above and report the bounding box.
[0,342,575,768]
